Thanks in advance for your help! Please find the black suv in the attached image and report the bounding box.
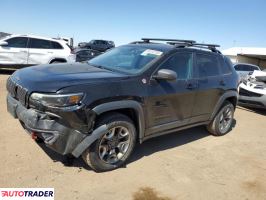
[78,40,115,52]
[6,38,239,172]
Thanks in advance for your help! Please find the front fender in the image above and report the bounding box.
[92,100,145,142]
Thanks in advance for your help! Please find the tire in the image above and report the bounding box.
[82,112,137,172]
[207,101,235,136]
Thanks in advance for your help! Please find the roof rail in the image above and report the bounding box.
[141,38,196,44]
[193,43,220,48]
[193,43,221,54]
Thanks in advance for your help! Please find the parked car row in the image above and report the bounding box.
[0,35,111,68]
[0,34,76,68]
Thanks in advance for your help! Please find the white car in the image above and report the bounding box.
[234,63,261,81]
[239,70,266,109]
[0,34,76,68]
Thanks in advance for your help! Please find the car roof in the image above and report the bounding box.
[5,34,67,44]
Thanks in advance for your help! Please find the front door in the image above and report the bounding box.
[145,52,197,135]
[0,37,29,65]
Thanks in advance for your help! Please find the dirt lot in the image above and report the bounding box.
[0,72,266,200]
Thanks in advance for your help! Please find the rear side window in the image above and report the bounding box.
[29,38,51,49]
[196,54,220,77]
[51,41,63,49]
[5,37,28,48]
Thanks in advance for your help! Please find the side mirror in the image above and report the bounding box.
[153,69,177,81]
[0,41,8,46]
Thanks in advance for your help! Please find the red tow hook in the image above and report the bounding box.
[31,132,38,140]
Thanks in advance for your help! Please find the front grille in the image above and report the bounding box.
[239,88,263,97]
[6,77,17,97]
[6,77,28,106]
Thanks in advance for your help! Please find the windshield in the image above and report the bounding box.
[88,46,163,74]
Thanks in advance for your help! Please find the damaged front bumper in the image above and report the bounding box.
[7,94,108,157]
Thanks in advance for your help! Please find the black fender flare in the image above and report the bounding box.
[92,100,145,141]
[210,90,238,120]
[72,125,108,157]
[49,58,67,64]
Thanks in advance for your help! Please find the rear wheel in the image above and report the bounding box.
[207,101,235,136]
[82,113,136,172]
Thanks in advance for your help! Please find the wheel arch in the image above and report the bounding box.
[210,90,238,120]
[49,58,67,64]
[92,100,145,142]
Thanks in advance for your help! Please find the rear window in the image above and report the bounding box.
[196,53,220,77]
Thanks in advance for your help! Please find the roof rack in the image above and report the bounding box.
[141,38,196,45]
[130,38,221,54]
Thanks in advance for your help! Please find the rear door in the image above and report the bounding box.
[0,37,29,65]
[28,38,53,64]
[191,53,224,122]
[145,51,197,135]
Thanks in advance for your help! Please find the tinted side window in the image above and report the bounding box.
[30,38,51,49]
[234,64,258,71]
[160,52,193,79]
[245,65,258,71]
[5,37,28,48]
[51,41,63,49]
[196,54,220,77]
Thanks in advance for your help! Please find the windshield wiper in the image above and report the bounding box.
[88,63,115,72]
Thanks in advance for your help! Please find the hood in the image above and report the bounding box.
[12,63,127,92]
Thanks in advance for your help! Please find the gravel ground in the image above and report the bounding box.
[0,73,266,200]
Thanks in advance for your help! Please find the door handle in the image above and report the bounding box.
[47,51,53,54]
[20,50,27,53]
[186,83,197,90]
[220,80,226,86]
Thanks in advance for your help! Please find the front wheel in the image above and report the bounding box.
[207,101,235,136]
[82,113,136,172]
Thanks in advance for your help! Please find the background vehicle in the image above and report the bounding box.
[0,34,75,69]
[77,42,87,48]
[75,49,101,62]
[234,63,261,80]
[6,38,238,172]
[238,70,266,109]
[79,40,115,52]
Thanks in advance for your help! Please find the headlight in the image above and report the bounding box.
[30,93,84,107]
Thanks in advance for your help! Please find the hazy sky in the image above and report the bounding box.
[1,0,266,49]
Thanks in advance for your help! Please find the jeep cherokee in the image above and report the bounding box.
[6,38,239,172]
